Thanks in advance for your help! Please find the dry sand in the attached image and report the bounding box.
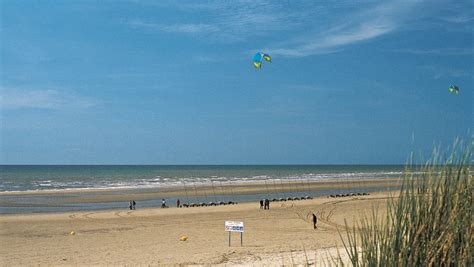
[0,191,393,266]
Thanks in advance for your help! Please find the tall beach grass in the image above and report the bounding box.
[339,140,472,266]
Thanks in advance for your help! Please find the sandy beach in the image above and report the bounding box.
[0,190,393,266]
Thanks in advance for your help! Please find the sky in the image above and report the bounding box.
[0,0,472,164]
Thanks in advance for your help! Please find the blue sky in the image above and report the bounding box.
[0,0,472,164]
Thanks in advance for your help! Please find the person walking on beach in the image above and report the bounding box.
[312,213,318,229]
[129,200,133,210]
[177,199,180,208]
[264,199,270,210]
[161,198,167,208]
[259,199,264,209]
[132,200,136,210]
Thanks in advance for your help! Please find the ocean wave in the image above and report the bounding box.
[0,170,407,193]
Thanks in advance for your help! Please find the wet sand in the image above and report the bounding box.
[0,191,395,266]
[0,178,400,205]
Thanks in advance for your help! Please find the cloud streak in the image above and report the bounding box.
[129,1,467,59]
[0,88,99,110]
[268,1,419,57]
[440,16,474,24]
[383,48,474,56]
[128,1,312,42]
[420,65,472,80]
[271,24,395,57]
[128,1,413,52]
[129,20,218,34]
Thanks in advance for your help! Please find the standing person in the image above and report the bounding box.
[264,199,270,210]
[161,198,166,208]
[128,200,133,210]
[177,199,181,208]
[312,213,318,229]
[259,199,264,209]
[132,200,136,210]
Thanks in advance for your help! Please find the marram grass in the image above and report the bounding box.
[338,141,472,266]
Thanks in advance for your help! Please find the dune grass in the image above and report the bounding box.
[339,140,472,266]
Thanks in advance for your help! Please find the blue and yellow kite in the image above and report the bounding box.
[253,52,271,69]
[448,85,460,94]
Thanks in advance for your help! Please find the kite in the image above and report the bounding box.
[449,85,460,94]
[253,52,271,69]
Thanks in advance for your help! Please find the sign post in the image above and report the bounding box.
[225,221,244,247]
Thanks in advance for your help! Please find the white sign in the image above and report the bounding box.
[225,221,244,232]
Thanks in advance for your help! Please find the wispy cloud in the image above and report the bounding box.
[129,20,218,35]
[128,1,311,42]
[383,48,474,56]
[128,1,467,58]
[270,24,395,57]
[0,88,99,110]
[129,1,413,51]
[440,15,474,24]
[420,65,472,80]
[268,1,420,57]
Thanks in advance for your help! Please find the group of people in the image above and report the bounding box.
[259,199,270,210]
[129,197,318,229]
[127,199,168,210]
[128,200,136,210]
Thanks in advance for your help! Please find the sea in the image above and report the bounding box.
[0,165,405,214]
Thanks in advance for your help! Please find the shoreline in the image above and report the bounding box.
[0,177,401,196]
[0,165,409,195]
[0,188,400,219]
[0,178,401,215]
